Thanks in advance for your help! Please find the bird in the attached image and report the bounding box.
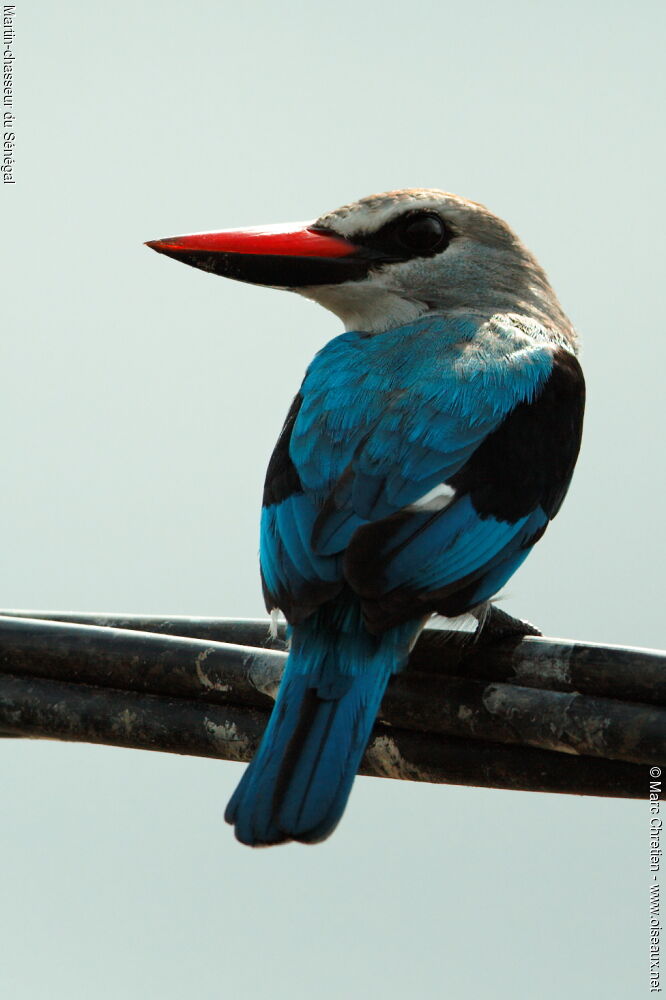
[146,188,585,847]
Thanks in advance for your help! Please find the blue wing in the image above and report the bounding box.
[260,315,584,630]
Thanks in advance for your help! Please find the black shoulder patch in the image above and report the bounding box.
[263,393,304,508]
[449,347,585,521]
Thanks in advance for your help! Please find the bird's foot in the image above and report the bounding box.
[477,605,542,644]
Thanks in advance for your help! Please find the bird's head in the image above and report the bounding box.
[146,188,574,339]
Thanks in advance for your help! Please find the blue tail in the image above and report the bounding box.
[225,598,418,846]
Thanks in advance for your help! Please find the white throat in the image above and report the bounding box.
[298,282,430,333]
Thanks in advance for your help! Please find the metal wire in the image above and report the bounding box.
[0,609,662,798]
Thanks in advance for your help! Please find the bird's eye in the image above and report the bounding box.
[395,212,448,253]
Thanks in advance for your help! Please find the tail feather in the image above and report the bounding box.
[277,669,389,840]
[224,600,418,846]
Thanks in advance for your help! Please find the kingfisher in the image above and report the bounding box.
[146,188,585,847]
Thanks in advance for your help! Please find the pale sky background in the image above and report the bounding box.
[2,2,664,998]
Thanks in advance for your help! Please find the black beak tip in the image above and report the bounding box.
[145,240,224,276]
[144,239,197,268]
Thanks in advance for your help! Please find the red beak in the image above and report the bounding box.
[145,221,370,288]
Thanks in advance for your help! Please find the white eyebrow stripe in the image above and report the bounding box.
[321,198,451,238]
[405,482,456,512]
[315,194,459,238]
